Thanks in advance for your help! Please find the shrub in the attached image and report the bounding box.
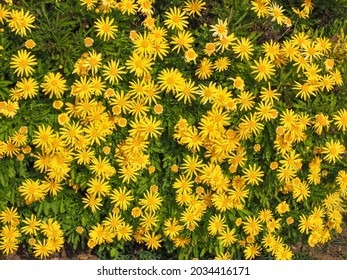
[0,0,346,260]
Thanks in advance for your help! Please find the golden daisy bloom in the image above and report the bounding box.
[94,16,118,41]
[10,49,37,77]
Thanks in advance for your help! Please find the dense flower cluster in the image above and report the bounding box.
[0,0,346,260]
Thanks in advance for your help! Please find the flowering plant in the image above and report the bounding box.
[0,0,346,260]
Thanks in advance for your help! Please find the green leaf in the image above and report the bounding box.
[81,216,87,227]
[200,247,206,258]
[110,247,118,258]
[52,201,59,215]
[60,200,65,213]
[43,202,50,216]
[37,203,43,217]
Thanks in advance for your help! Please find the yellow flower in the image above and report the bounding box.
[90,156,116,179]
[87,177,111,197]
[184,48,198,63]
[139,190,163,213]
[9,9,35,37]
[171,30,194,53]
[133,32,155,57]
[172,236,191,248]
[116,224,133,241]
[21,214,41,236]
[231,76,244,90]
[218,227,237,247]
[125,53,153,77]
[139,212,159,230]
[143,231,162,250]
[42,72,68,99]
[229,184,249,208]
[82,193,103,213]
[269,3,285,25]
[32,125,55,150]
[158,68,185,93]
[40,218,63,240]
[163,218,183,239]
[250,56,275,81]
[210,18,228,38]
[52,100,64,110]
[322,139,345,163]
[242,164,264,186]
[33,239,52,259]
[260,82,280,103]
[88,223,113,245]
[258,209,273,223]
[214,252,232,260]
[313,113,330,135]
[183,0,206,17]
[0,207,20,226]
[84,123,106,145]
[208,214,227,236]
[232,37,254,61]
[0,4,10,25]
[276,201,290,215]
[141,115,163,139]
[94,16,118,41]
[251,0,270,18]
[281,39,299,61]
[243,216,262,236]
[286,217,294,225]
[175,79,198,104]
[28,237,36,246]
[180,208,200,229]
[18,179,46,204]
[293,81,317,100]
[213,57,230,72]
[72,76,95,99]
[24,39,36,49]
[195,57,213,80]
[131,207,142,218]
[102,212,124,232]
[267,218,281,233]
[262,39,281,61]
[119,0,138,15]
[171,164,179,173]
[85,50,102,75]
[270,161,278,170]
[298,214,314,234]
[164,7,188,30]
[236,91,255,111]
[59,121,84,145]
[110,187,134,211]
[80,0,97,10]
[180,155,203,179]
[102,59,126,85]
[75,226,84,234]
[244,243,262,260]
[142,15,156,29]
[84,36,94,47]
[235,217,243,226]
[333,109,347,132]
[275,244,293,260]
[16,77,38,99]
[293,180,311,202]
[10,49,37,77]
[215,33,236,52]
[11,131,27,147]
